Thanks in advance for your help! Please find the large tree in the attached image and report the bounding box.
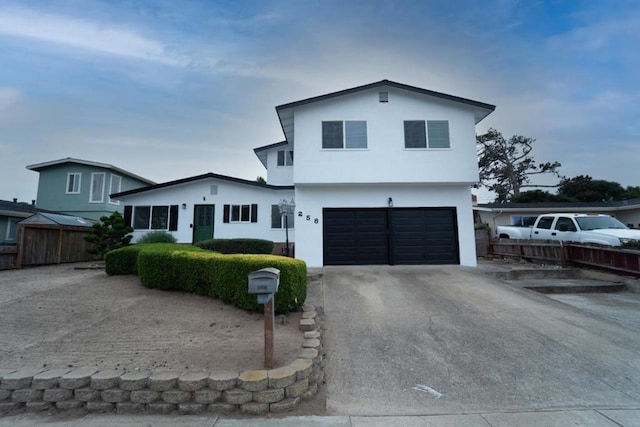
[476,128,562,202]
[557,175,638,202]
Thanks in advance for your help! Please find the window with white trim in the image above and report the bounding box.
[90,173,105,203]
[66,173,81,194]
[128,205,178,230]
[5,218,19,242]
[322,120,368,149]
[109,174,121,204]
[223,204,258,223]
[277,150,294,166]
[271,205,295,229]
[404,120,450,149]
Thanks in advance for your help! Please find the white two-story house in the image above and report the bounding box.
[113,80,494,267]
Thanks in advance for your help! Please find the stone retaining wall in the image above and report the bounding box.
[0,305,323,416]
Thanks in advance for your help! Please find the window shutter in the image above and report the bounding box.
[250,204,258,223]
[277,151,285,166]
[123,205,132,226]
[271,205,281,228]
[169,205,179,231]
[223,205,230,223]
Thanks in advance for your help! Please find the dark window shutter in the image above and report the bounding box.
[251,204,258,223]
[277,150,285,166]
[123,205,133,226]
[169,205,179,231]
[223,205,230,223]
[271,205,281,228]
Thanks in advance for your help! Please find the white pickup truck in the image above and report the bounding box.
[495,213,640,246]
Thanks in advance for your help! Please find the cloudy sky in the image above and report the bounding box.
[1,0,638,203]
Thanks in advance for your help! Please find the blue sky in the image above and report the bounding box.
[1,0,638,203]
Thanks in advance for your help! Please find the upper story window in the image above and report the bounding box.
[277,150,294,166]
[322,121,368,149]
[109,174,121,204]
[66,173,81,194]
[404,120,450,149]
[90,173,105,203]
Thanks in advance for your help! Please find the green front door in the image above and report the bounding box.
[193,205,214,244]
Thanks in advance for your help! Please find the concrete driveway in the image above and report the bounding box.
[319,265,640,416]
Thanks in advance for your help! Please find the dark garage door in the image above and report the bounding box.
[323,208,459,265]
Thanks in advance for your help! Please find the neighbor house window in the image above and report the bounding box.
[66,173,81,194]
[127,205,178,231]
[109,174,121,204]
[511,216,537,227]
[322,120,368,149]
[5,218,19,242]
[277,150,294,166]
[223,204,258,223]
[404,120,450,149]
[90,173,105,203]
[271,205,295,229]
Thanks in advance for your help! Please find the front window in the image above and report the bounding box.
[66,173,81,194]
[224,204,257,223]
[151,206,169,229]
[133,206,151,229]
[322,121,368,149]
[277,150,294,166]
[271,205,295,229]
[90,173,105,203]
[404,120,450,149]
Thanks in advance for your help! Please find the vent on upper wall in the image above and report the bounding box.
[210,185,218,195]
[379,91,389,103]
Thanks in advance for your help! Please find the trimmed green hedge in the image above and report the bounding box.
[105,243,205,275]
[195,238,274,254]
[105,243,306,314]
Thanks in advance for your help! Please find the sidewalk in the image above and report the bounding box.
[2,408,640,426]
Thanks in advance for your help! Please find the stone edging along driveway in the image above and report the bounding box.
[0,304,323,416]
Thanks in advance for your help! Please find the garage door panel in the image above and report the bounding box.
[324,207,458,266]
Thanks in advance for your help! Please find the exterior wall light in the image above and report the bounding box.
[388,197,393,207]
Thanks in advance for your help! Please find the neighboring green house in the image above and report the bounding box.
[27,158,155,221]
[0,199,41,244]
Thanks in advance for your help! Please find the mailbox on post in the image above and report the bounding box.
[247,267,281,369]
[248,267,280,304]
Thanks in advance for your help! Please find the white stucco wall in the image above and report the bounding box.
[293,184,477,267]
[115,177,294,244]
[292,87,479,185]
[264,144,294,186]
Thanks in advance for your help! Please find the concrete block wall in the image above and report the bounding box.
[0,305,323,416]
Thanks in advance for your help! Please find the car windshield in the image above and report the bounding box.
[575,216,627,231]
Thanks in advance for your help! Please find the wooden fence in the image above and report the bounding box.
[3,224,98,269]
[491,238,640,278]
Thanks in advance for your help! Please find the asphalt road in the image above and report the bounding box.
[320,266,640,416]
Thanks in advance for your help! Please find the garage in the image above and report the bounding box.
[323,207,459,265]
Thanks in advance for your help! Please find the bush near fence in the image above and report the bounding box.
[105,243,306,314]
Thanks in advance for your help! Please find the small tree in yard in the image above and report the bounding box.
[84,212,133,259]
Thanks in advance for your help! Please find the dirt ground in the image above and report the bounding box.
[0,262,304,373]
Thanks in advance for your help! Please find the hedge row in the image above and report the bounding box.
[105,243,306,314]
[195,238,274,254]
